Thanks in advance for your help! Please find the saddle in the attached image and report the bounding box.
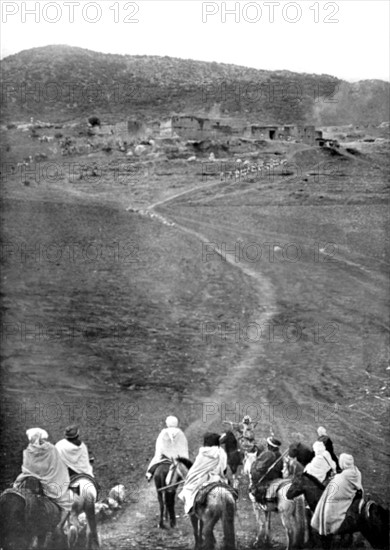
[252,478,289,506]
[194,482,238,512]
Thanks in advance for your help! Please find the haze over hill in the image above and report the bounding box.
[1,45,389,126]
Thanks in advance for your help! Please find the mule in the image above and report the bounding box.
[190,483,237,550]
[154,457,193,529]
[68,474,100,549]
[0,476,65,550]
[287,472,389,549]
[243,453,307,549]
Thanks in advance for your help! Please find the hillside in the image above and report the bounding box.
[1,45,389,125]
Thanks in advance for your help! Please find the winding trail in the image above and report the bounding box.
[102,168,285,549]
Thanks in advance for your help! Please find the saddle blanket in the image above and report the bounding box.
[266,478,291,500]
[70,473,100,500]
[194,482,238,510]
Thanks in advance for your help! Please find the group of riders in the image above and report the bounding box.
[12,416,363,541]
[146,415,364,537]
[11,425,95,535]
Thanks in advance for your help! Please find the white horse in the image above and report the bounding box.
[242,452,308,549]
[68,476,99,549]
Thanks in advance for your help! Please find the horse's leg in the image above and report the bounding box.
[85,499,99,550]
[264,508,271,545]
[255,505,264,547]
[190,514,200,550]
[165,491,176,528]
[202,509,220,550]
[222,495,236,550]
[157,489,165,529]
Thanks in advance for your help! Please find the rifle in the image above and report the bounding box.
[254,448,289,486]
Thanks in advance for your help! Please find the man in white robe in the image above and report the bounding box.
[304,440,336,485]
[146,416,189,481]
[55,425,94,477]
[178,432,227,514]
[311,453,363,535]
[14,427,73,529]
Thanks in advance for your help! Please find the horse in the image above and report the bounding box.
[219,430,244,489]
[287,472,389,549]
[242,452,308,549]
[171,457,237,550]
[68,474,100,549]
[190,483,237,550]
[0,476,65,550]
[154,457,193,529]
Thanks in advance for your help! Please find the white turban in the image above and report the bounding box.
[26,427,48,444]
[165,416,178,428]
[317,426,327,437]
[339,453,354,470]
[313,441,326,455]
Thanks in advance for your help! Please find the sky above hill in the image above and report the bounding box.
[1,0,389,82]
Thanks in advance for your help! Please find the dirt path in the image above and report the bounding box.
[101,162,313,550]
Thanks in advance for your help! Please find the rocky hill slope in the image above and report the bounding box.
[1,45,389,125]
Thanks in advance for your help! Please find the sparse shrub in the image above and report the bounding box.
[88,116,101,127]
[55,132,63,139]
[6,123,16,130]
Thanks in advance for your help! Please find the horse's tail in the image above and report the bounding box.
[222,489,236,550]
[293,494,308,547]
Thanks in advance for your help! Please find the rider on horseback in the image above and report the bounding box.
[55,425,94,478]
[304,441,336,485]
[14,428,73,532]
[227,415,258,452]
[316,426,340,472]
[178,432,228,515]
[146,416,189,481]
[250,436,283,504]
[311,453,363,536]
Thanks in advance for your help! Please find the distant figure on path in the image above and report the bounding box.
[317,426,340,471]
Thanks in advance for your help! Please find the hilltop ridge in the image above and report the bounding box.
[1,45,389,125]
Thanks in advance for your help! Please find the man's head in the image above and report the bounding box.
[65,424,80,440]
[317,426,327,437]
[165,416,179,428]
[267,436,281,450]
[26,427,48,445]
[203,432,221,447]
[242,415,252,425]
[339,453,354,470]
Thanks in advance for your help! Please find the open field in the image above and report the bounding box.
[1,123,389,549]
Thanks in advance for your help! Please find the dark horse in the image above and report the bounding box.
[287,472,389,549]
[0,476,65,550]
[154,457,193,529]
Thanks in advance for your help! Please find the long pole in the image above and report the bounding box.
[255,448,289,486]
[157,479,185,492]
